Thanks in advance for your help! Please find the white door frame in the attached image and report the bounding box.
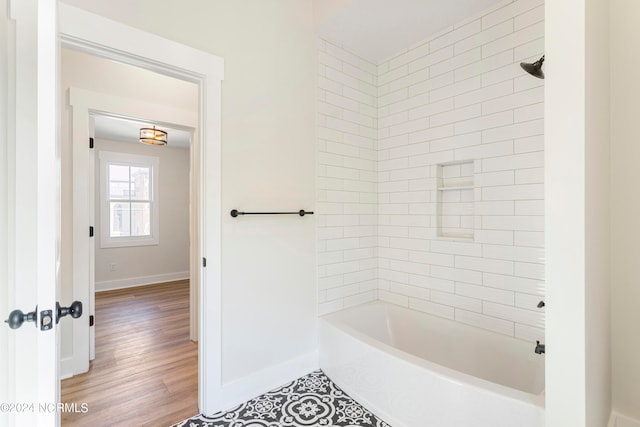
[58,4,223,414]
[4,0,58,425]
[0,2,10,423]
[63,88,199,375]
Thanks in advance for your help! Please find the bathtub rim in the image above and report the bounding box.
[320,300,545,409]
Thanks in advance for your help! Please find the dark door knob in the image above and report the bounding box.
[56,301,83,324]
[4,307,37,329]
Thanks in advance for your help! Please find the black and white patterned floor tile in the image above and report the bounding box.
[171,370,391,427]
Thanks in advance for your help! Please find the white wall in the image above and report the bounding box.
[584,0,611,425]
[317,0,546,342]
[376,0,545,341]
[610,0,640,421]
[545,0,612,425]
[545,0,587,423]
[60,0,318,393]
[61,49,198,112]
[93,138,190,291]
[317,40,379,315]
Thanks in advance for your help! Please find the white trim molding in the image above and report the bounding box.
[609,412,640,427]
[95,271,189,293]
[217,351,319,413]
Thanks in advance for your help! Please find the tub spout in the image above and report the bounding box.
[535,340,545,354]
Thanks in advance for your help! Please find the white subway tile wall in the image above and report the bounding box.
[318,39,379,316]
[317,0,545,342]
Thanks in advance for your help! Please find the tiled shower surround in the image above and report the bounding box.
[317,0,545,342]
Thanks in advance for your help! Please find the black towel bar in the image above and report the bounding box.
[230,209,314,217]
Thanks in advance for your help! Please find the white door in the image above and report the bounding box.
[1,0,60,425]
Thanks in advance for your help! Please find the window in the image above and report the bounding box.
[99,151,159,248]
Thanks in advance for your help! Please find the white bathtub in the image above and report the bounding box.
[319,301,545,427]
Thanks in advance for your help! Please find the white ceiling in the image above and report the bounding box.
[93,115,192,149]
[63,47,198,150]
[90,2,504,141]
[316,0,504,62]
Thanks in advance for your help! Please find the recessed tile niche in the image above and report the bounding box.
[436,160,475,240]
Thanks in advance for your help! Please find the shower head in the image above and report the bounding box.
[520,55,545,79]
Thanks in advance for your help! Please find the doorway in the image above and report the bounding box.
[58,2,224,416]
[56,0,226,414]
[59,48,200,424]
[1,4,223,424]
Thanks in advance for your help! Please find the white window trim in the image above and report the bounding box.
[99,150,160,248]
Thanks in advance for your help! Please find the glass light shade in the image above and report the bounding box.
[139,126,168,146]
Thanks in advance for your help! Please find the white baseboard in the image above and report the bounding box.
[95,271,189,292]
[205,350,319,416]
[610,412,640,427]
[59,356,74,380]
[609,413,616,427]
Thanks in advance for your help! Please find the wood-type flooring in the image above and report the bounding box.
[61,280,198,427]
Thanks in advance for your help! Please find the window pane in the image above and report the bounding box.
[101,153,158,247]
[109,165,130,200]
[130,202,151,236]
[130,166,151,200]
[110,202,130,237]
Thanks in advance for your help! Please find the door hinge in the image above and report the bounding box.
[89,315,94,327]
[202,257,207,267]
[89,226,94,237]
[89,137,94,149]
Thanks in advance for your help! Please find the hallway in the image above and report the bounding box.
[61,281,197,426]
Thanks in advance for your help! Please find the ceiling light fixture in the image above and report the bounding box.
[520,55,545,79]
[139,126,168,146]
